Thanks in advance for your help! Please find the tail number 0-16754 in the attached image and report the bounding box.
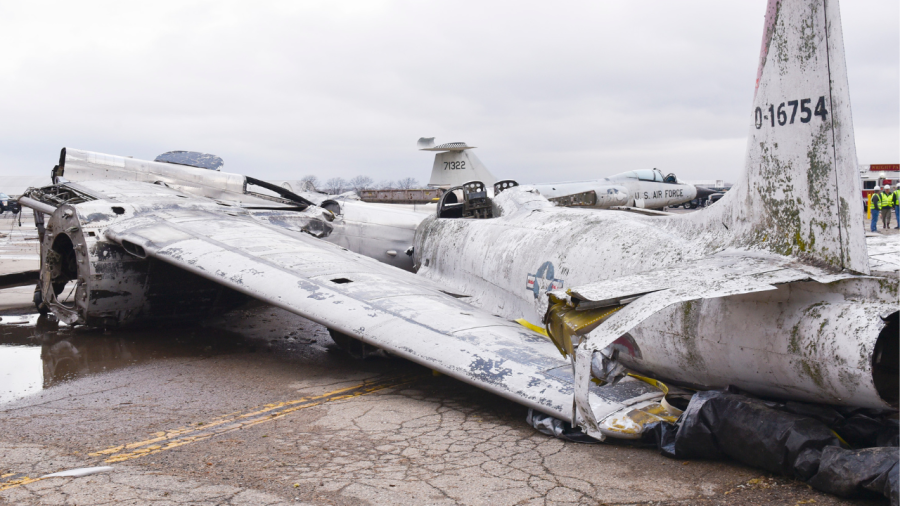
[444,161,466,170]
[754,96,828,129]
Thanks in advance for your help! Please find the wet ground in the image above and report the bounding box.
[0,210,890,505]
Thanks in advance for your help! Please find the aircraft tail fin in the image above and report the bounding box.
[711,0,867,273]
[419,138,497,189]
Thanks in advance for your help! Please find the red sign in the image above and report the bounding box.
[869,164,899,172]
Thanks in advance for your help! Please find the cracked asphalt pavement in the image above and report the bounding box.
[0,295,887,505]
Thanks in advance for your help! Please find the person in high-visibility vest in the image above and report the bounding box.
[870,186,882,232]
[882,185,895,229]
[894,185,900,229]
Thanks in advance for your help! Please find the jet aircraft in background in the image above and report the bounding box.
[418,138,715,210]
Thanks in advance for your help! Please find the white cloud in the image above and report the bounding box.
[0,0,895,185]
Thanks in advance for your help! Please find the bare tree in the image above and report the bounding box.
[396,177,419,190]
[324,177,346,195]
[349,175,374,193]
[300,174,319,190]
[376,180,396,190]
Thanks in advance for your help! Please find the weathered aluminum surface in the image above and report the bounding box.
[561,251,852,306]
[569,272,895,436]
[99,204,576,419]
[302,198,427,272]
[61,148,246,199]
[17,196,55,216]
[623,283,896,405]
[691,0,868,274]
[59,148,298,209]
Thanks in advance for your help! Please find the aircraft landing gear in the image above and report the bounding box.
[328,328,382,359]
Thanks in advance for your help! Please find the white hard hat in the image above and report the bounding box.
[874,186,881,191]
[885,184,892,189]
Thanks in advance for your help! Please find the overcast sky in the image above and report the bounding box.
[0,1,896,185]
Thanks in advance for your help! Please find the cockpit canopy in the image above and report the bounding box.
[436,180,518,219]
[615,169,679,184]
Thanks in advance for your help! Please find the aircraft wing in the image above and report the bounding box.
[102,206,666,422]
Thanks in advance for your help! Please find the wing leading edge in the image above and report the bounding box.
[103,207,581,418]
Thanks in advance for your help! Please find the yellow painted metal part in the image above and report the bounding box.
[599,374,685,439]
[545,300,622,357]
[602,403,680,436]
[515,318,549,337]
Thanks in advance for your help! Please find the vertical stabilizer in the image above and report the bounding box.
[712,0,867,273]
[419,139,497,189]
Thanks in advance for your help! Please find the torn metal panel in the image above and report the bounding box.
[569,282,896,438]
[547,190,597,208]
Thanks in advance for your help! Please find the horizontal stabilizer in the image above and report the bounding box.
[421,138,496,189]
[419,141,476,152]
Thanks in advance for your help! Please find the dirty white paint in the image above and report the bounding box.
[17,0,898,441]
[41,467,114,479]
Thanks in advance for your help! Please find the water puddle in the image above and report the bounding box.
[0,313,248,405]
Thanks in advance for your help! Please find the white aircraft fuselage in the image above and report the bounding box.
[529,169,698,209]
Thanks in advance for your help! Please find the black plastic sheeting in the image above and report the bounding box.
[642,390,899,504]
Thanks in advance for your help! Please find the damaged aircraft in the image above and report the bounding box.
[13,0,899,498]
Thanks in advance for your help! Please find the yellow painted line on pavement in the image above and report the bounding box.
[0,476,42,492]
[0,375,418,495]
[90,374,419,463]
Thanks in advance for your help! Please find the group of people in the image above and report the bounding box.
[869,184,900,232]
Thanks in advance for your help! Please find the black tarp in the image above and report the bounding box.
[643,390,899,504]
